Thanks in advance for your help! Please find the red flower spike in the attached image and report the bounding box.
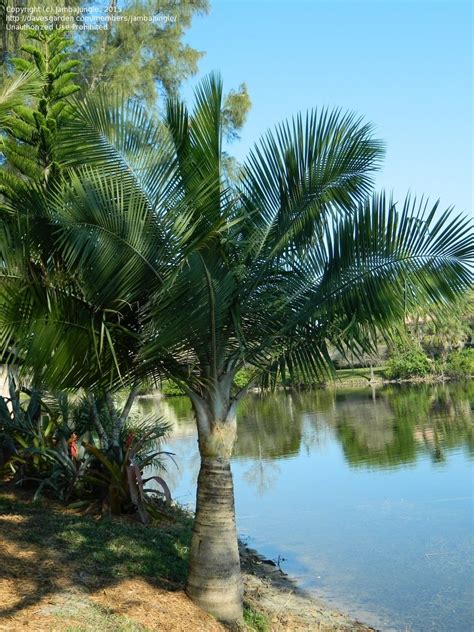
[68,433,78,459]
[125,432,135,450]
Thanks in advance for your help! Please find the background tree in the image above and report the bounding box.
[0,28,80,198]
[1,75,472,626]
[415,290,473,360]
[80,0,209,103]
[222,82,251,141]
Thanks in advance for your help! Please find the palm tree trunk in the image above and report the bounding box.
[185,397,243,627]
[186,456,243,625]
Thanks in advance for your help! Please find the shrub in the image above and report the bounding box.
[0,384,174,520]
[384,347,431,380]
[444,349,474,380]
[160,380,185,396]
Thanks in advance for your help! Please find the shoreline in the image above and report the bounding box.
[145,374,471,400]
[239,541,379,631]
[0,483,380,631]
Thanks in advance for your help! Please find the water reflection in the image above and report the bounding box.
[136,382,473,631]
[233,383,473,493]
[235,393,302,459]
[137,382,473,484]
[320,383,473,469]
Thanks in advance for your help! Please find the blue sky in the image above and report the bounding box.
[183,0,472,214]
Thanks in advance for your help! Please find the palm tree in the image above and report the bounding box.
[1,74,472,626]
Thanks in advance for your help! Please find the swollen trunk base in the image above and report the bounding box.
[186,457,244,625]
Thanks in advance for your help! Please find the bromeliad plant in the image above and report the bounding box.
[83,422,173,523]
[0,379,89,498]
[0,380,173,516]
[0,73,472,625]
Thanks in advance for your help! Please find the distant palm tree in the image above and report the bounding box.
[1,74,472,626]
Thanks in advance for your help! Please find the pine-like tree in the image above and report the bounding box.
[0,2,250,135]
[0,27,80,198]
[80,0,208,103]
[0,0,83,70]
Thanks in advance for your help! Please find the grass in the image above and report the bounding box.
[0,492,193,585]
[60,602,148,631]
[332,366,386,382]
[243,605,270,632]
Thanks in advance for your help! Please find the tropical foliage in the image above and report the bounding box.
[0,376,173,521]
[82,421,173,523]
[443,348,474,380]
[416,291,473,359]
[0,58,472,624]
[384,345,432,380]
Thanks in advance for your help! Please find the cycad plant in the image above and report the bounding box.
[0,74,472,626]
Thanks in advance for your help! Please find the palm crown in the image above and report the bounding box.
[2,74,472,398]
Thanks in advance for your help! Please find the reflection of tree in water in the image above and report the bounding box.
[300,412,332,455]
[329,382,473,469]
[235,383,473,472]
[241,440,281,495]
[233,394,297,493]
[294,389,406,468]
[135,383,473,483]
[234,393,302,458]
[420,384,472,461]
[134,396,180,428]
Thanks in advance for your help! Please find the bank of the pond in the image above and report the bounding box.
[157,369,470,397]
[328,373,470,389]
[0,485,377,631]
[238,542,377,631]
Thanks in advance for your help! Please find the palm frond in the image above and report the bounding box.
[236,194,472,381]
[0,70,41,122]
[2,73,472,398]
[240,108,385,259]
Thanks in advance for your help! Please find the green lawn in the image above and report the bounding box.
[0,491,192,585]
[0,489,268,631]
[332,366,386,382]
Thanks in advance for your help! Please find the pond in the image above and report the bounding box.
[137,382,474,632]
